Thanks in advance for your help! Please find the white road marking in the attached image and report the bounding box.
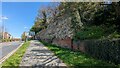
[0,43,24,65]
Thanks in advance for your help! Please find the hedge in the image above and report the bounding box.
[84,39,120,65]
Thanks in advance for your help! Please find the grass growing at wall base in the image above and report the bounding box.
[1,41,30,67]
[41,41,117,68]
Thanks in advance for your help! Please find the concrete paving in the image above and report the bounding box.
[20,40,67,67]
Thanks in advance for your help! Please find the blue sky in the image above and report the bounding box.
[2,2,52,38]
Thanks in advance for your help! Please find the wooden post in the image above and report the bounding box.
[71,38,73,50]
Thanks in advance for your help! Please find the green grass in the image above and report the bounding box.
[41,41,117,68]
[1,41,30,67]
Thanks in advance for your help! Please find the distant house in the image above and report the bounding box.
[3,32,12,39]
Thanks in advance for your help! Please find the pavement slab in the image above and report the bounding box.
[20,40,67,68]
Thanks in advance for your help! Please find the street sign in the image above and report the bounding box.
[25,32,29,36]
[29,31,35,36]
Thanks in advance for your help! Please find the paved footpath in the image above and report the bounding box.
[20,40,67,67]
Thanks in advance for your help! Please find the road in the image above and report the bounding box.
[0,41,22,59]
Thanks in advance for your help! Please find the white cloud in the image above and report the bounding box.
[24,27,28,29]
[0,16,8,20]
[1,0,119,2]
[0,20,2,22]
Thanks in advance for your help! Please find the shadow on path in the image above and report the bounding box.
[20,40,67,68]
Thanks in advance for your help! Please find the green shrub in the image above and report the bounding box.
[107,31,120,39]
[74,26,104,41]
[1,39,12,42]
[73,26,120,41]
[84,39,120,65]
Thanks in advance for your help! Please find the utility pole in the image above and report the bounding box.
[2,20,4,40]
[1,16,8,40]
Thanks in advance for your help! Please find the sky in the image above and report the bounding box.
[2,2,52,38]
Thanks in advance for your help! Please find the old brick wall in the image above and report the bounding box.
[52,38,120,64]
[52,37,72,49]
[72,41,85,52]
[52,37,86,52]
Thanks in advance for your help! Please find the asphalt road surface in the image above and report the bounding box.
[0,41,22,59]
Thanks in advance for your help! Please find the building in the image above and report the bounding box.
[3,32,12,39]
[0,32,2,42]
[0,27,2,40]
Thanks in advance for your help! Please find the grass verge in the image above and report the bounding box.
[41,41,117,68]
[1,41,30,67]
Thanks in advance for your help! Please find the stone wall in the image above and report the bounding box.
[36,14,74,40]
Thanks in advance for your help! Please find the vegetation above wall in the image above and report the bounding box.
[30,2,120,40]
[73,26,120,41]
